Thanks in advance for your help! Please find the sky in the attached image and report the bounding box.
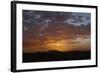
[22,10,91,53]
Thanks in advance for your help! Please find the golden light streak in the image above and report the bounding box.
[23,36,90,53]
[45,39,71,51]
[44,37,90,52]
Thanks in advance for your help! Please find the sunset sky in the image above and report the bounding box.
[22,10,91,53]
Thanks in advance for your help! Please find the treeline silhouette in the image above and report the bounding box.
[23,50,90,63]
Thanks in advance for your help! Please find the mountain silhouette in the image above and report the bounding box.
[23,50,90,63]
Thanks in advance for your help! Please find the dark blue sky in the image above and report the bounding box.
[23,10,91,27]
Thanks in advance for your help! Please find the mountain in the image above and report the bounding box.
[23,50,90,63]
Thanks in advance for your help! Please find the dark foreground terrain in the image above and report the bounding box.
[23,50,91,63]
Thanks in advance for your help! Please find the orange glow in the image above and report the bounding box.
[45,40,68,51]
[23,36,90,53]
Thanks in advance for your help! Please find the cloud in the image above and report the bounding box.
[66,13,91,26]
[23,10,91,53]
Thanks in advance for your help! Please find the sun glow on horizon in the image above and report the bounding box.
[45,39,72,52]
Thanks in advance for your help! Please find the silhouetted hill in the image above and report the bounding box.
[23,50,90,63]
